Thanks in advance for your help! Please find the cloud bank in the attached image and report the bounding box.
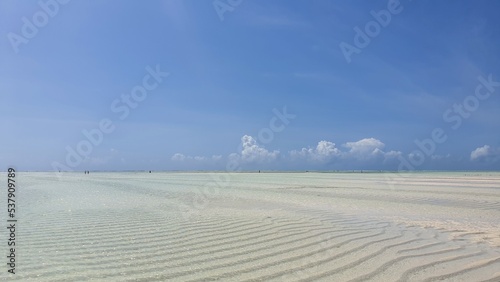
[470,145,500,162]
[171,153,222,163]
[239,135,279,163]
[171,135,407,170]
[290,141,340,163]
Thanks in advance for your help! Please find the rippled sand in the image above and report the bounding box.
[4,172,500,281]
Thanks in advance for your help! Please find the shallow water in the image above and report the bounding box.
[2,172,500,281]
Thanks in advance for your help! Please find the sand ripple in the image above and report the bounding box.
[4,172,500,281]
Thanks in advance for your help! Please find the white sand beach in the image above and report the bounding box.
[3,172,500,281]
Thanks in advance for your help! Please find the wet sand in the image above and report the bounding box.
[4,172,500,281]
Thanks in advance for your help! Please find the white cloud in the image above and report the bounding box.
[172,136,279,166]
[171,153,186,161]
[168,136,426,169]
[239,135,279,163]
[171,153,222,163]
[380,151,403,166]
[471,145,491,160]
[343,138,385,157]
[290,138,401,165]
[290,141,340,162]
[228,152,240,162]
[470,145,500,161]
[342,138,401,163]
[384,150,402,159]
[431,154,452,161]
[212,155,222,161]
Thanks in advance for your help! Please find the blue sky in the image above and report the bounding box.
[1,0,500,171]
